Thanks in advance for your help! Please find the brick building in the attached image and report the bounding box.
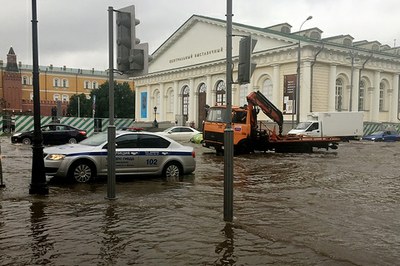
[0,47,134,116]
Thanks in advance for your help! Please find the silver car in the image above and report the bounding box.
[157,126,201,142]
[44,131,196,183]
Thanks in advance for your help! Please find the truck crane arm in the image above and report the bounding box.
[246,91,283,135]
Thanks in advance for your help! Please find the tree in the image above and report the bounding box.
[90,81,135,118]
[66,94,92,117]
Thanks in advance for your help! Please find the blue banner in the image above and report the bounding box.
[141,92,147,118]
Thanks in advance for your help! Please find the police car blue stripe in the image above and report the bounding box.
[64,151,193,157]
[65,151,107,157]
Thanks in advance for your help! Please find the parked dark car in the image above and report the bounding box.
[11,123,87,145]
[362,130,400,142]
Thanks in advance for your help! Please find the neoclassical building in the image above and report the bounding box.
[133,15,400,129]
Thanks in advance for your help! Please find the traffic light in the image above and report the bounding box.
[116,5,140,73]
[116,5,149,76]
[129,42,149,75]
[238,36,257,85]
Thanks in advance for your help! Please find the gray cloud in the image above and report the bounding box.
[1,0,398,70]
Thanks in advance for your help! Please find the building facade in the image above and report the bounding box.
[0,47,134,116]
[133,15,400,130]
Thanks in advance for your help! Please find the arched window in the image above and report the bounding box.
[62,78,68,88]
[92,81,98,89]
[182,85,190,121]
[53,94,60,101]
[335,78,343,111]
[216,80,225,105]
[22,76,28,85]
[53,78,60,87]
[84,81,91,89]
[239,85,248,107]
[199,83,207,94]
[359,80,365,111]
[379,82,385,111]
[262,78,273,101]
[62,94,69,102]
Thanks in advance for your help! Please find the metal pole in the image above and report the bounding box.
[0,142,5,188]
[107,6,116,199]
[77,96,80,117]
[29,0,48,195]
[224,0,234,223]
[296,39,301,124]
[296,16,312,124]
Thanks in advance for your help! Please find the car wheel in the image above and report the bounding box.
[163,162,182,181]
[68,138,77,144]
[69,161,95,183]
[22,138,31,145]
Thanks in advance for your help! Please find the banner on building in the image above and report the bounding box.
[141,92,147,118]
[283,74,297,114]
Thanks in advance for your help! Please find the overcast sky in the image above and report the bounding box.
[1,0,399,71]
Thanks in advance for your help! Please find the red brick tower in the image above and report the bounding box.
[3,47,22,112]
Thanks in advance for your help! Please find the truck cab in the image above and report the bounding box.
[202,106,253,153]
[288,121,321,137]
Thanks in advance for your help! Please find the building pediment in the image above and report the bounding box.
[149,15,296,73]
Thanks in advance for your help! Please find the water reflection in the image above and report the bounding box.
[29,200,53,264]
[99,203,124,264]
[214,223,236,265]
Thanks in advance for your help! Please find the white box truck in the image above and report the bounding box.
[288,112,364,140]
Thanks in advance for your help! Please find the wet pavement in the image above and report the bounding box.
[0,136,399,265]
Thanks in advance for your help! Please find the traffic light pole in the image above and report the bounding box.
[224,0,234,223]
[106,6,116,200]
[29,0,48,195]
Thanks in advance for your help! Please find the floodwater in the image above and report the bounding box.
[0,137,399,265]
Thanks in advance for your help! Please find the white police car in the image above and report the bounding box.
[44,131,196,183]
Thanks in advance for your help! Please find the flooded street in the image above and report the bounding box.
[0,136,399,265]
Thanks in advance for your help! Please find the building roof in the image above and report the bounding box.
[8,47,15,55]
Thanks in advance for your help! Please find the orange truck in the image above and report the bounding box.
[202,91,340,154]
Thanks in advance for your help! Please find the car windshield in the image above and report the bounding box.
[79,132,108,146]
[370,131,384,136]
[163,127,174,133]
[206,108,227,122]
[295,122,312,130]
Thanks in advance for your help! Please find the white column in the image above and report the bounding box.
[173,81,179,119]
[135,86,140,120]
[194,87,199,126]
[368,87,374,121]
[232,83,237,106]
[159,83,165,121]
[301,61,311,120]
[390,74,399,122]
[188,78,195,123]
[352,68,360,111]
[211,80,216,107]
[328,65,337,111]
[273,64,280,107]
[146,85,151,122]
[388,89,393,122]
[206,75,212,106]
[372,71,380,122]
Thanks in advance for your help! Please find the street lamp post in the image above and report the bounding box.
[153,106,158,128]
[296,15,313,125]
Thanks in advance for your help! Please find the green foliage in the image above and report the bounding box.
[66,93,92,117]
[67,81,135,118]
